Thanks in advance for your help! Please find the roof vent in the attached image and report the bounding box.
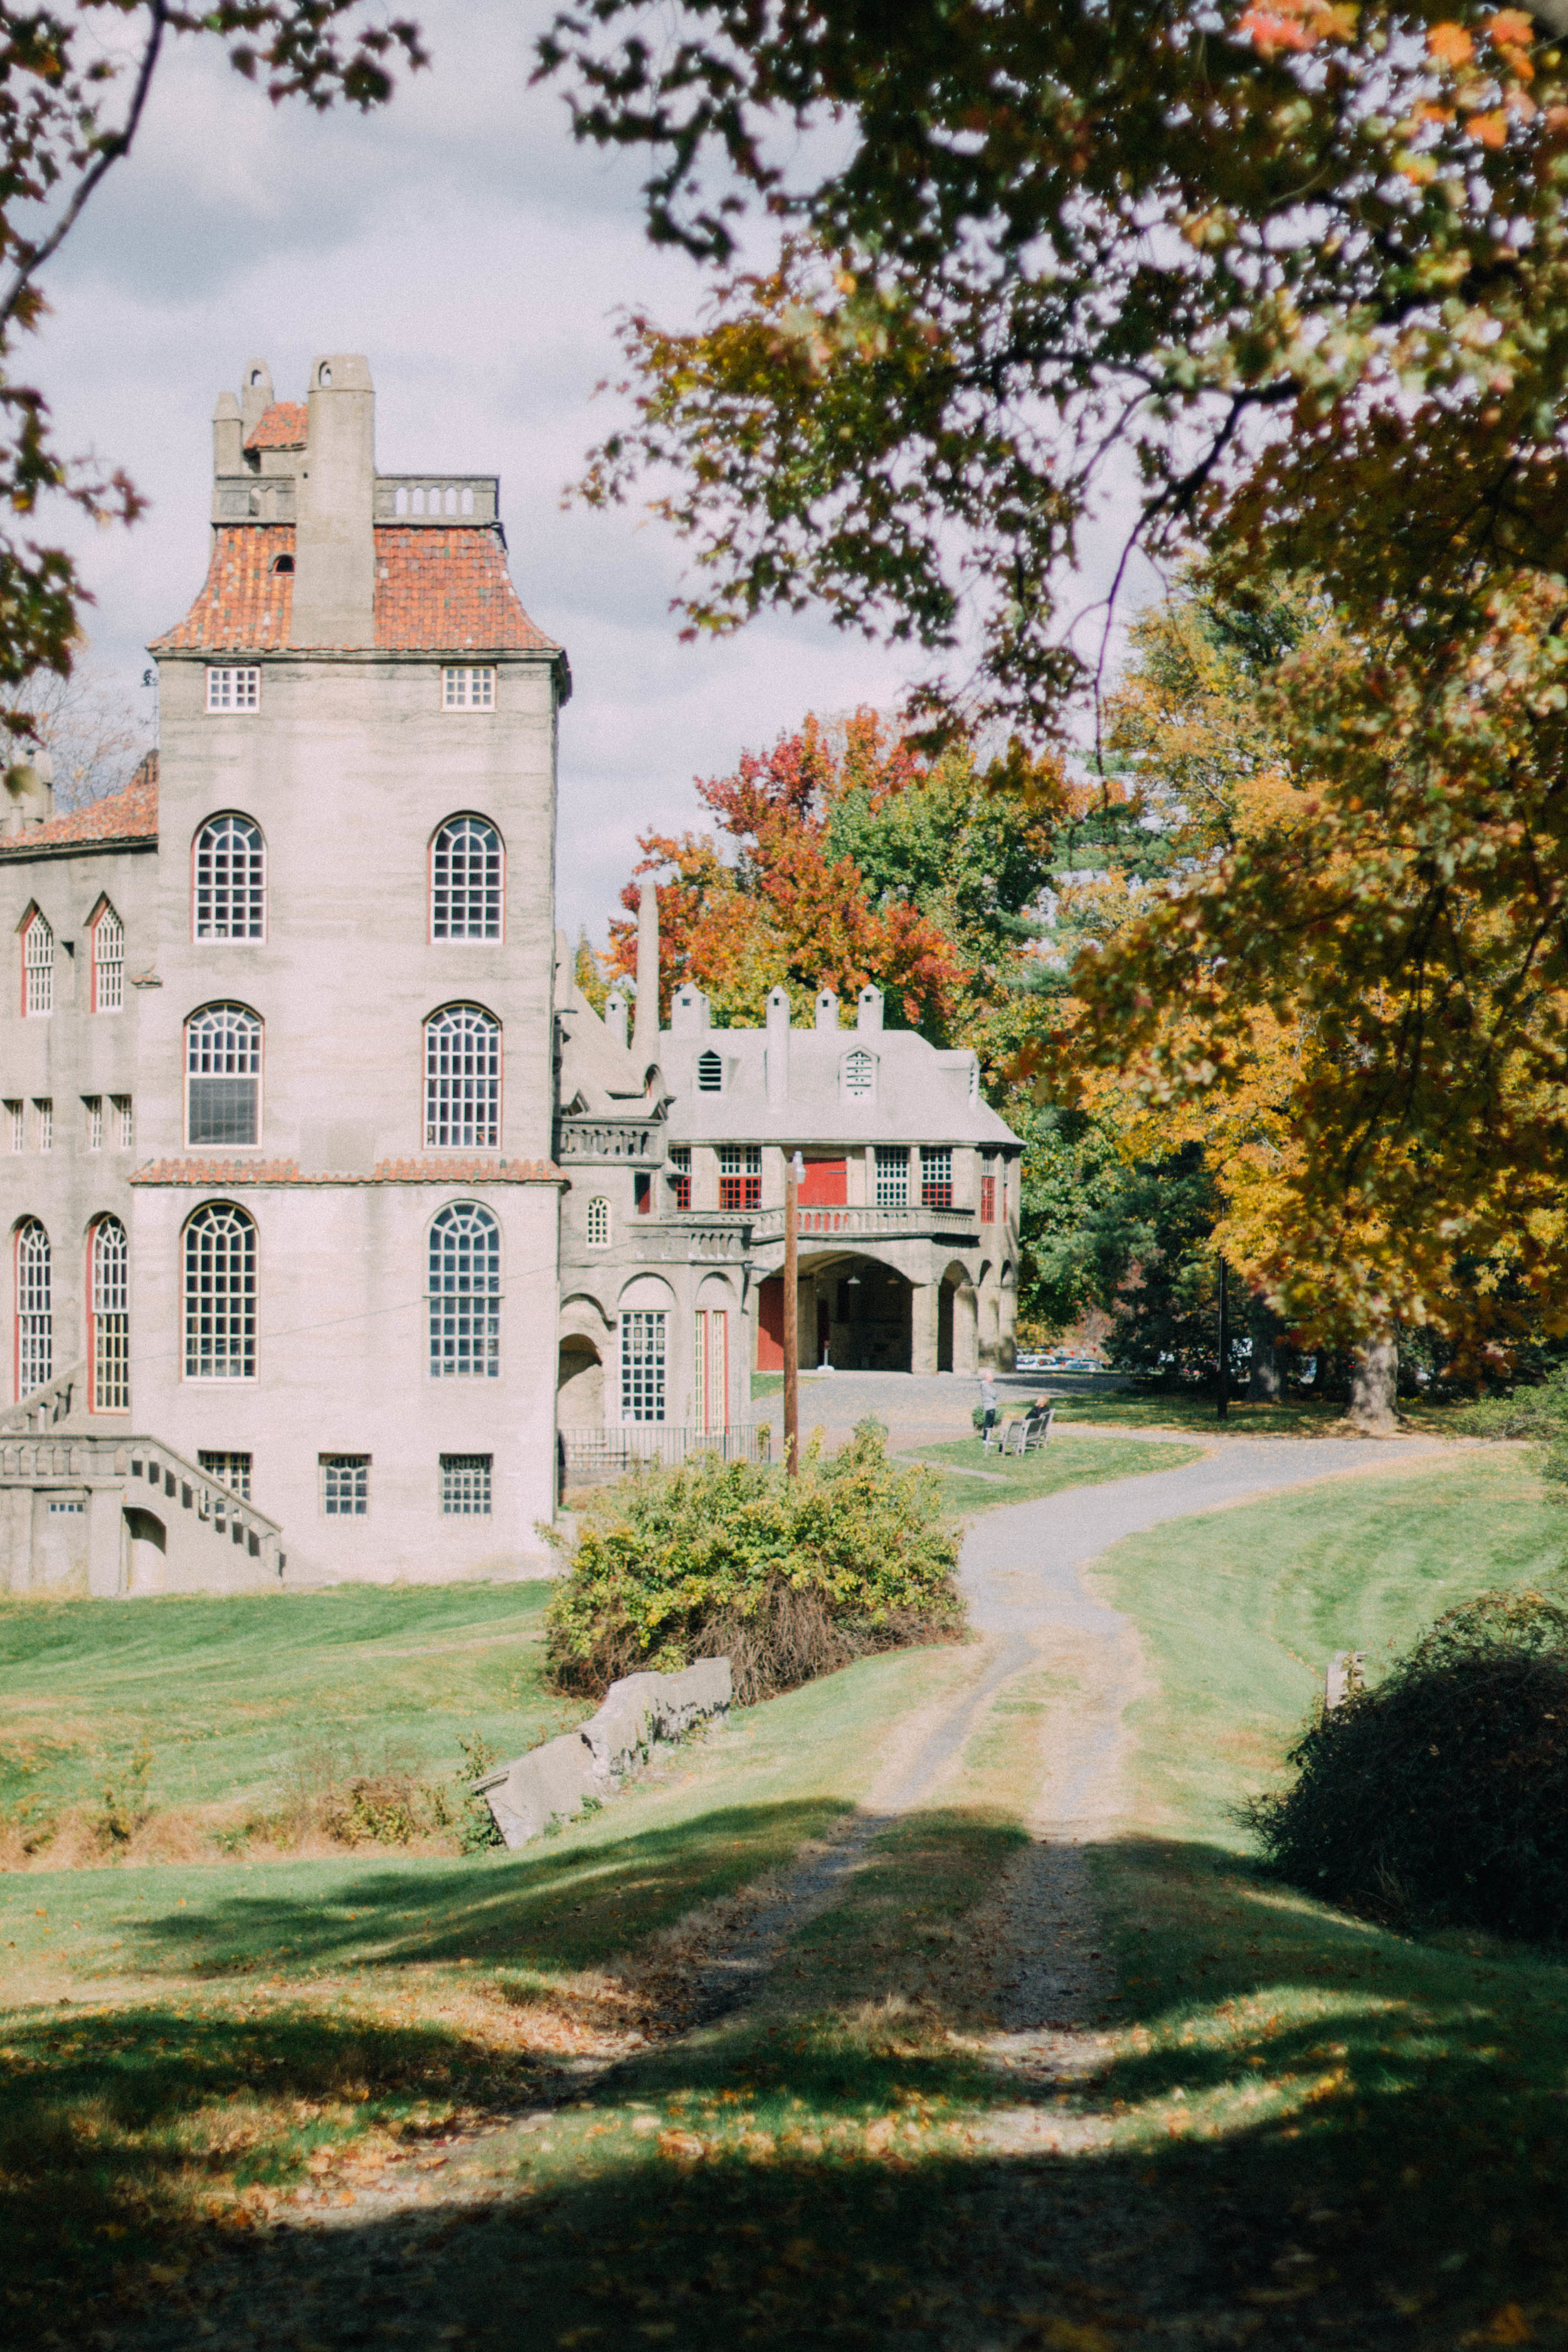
[697,1048,724,1093]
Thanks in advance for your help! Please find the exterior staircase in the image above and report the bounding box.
[0,1365,286,1596]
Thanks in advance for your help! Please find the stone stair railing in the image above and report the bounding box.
[0,1428,285,1579]
[0,1360,86,1438]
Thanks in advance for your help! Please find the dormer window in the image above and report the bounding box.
[844,1049,876,1101]
[271,554,294,575]
[697,1048,724,1094]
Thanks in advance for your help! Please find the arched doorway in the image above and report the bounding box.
[557,1337,603,1424]
[124,1507,166,1596]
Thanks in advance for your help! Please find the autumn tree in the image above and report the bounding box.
[538,0,1568,1355]
[604,710,1059,1037]
[0,0,423,735]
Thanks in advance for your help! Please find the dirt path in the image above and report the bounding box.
[116,1436,1442,2350]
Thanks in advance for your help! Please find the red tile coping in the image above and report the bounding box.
[130,1156,564,1187]
[151,526,559,654]
[245,402,307,451]
[0,753,158,856]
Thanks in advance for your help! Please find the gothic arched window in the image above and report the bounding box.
[586,1196,610,1248]
[90,1216,129,1412]
[186,1005,262,1148]
[183,1203,257,1380]
[193,813,266,940]
[430,816,503,941]
[428,1202,501,1377]
[14,1219,50,1397]
[425,1005,500,1148]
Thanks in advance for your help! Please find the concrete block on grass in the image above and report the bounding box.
[475,1655,733,1849]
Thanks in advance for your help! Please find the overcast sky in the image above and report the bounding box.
[33,0,1148,948]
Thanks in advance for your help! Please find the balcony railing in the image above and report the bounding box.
[561,1422,769,1485]
[374,476,499,524]
[675,1202,978,1244]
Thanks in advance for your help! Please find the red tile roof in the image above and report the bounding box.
[130,1156,564,1186]
[150,524,559,655]
[245,401,307,450]
[149,527,294,652]
[374,529,559,652]
[0,753,158,857]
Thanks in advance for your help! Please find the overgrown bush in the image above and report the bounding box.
[546,1419,963,1705]
[1242,1589,1568,1942]
[1455,1365,1568,1493]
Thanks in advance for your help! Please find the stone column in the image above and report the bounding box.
[911,1281,940,1375]
[86,1481,123,1599]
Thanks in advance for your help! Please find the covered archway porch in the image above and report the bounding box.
[755,1249,981,1377]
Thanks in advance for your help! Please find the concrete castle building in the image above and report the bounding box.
[0,354,1022,1597]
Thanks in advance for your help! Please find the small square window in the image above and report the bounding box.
[441,1453,492,1515]
[442,666,495,709]
[199,1451,252,1502]
[321,1454,369,1516]
[206,666,260,713]
[668,1146,691,1210]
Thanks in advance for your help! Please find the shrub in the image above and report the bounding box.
[1242,1589,1568,1942]
[1456,1367,1568,1495]
[545,1419,963,1705]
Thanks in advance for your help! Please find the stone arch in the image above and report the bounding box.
[937,1259,978,1376]
[124,1507,166,1596]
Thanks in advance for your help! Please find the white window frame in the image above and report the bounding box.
[14,1218,50,1399]
[620,1308,667,1424]
[428,1201,502,1379]
[440,1453,492,1515]
[113,1095,134,1152]
[199,1451,252,1500]
[425,1004,501,1150]
[320,1454,369,1517]
[442,666,495,710]
[90,1216,129,1414]
[585,1196,610,1249]
[22,909,52,1017]
[92,903,124,1012]
[182,1202,257,1382]
[430,814,504,941]
[843,1048,876,1101]
[205,666,260,713]
[33,1099,51,1154]
[186,1006,262,1150]
[85,1097,102,1152]
[193,814,267,941]
[875,1146,909,1208]
[4,1102,21,1154]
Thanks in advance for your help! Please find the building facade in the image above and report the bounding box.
[0,352,1024,1595]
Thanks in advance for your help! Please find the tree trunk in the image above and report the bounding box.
[1246,1298,1282,1401]
[1345,1337,1399,1434]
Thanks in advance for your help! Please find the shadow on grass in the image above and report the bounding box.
[12,1824,1568,2346]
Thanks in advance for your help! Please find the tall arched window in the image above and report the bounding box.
[193,814,266,940]
[425,1005,500,1148]
[92,903,124,1013]
[14,1219,50,1398]
[586,1197,610,1248]
[428,1202,501,1378]
[183,1203,257,1380]
[90,1216,129,1413]
[21,909,52,1017]
[430,816,503,941]
[186,1005,262,1147]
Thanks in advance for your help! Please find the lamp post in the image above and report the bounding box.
[784,1150,803,1477]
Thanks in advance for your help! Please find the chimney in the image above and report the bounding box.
[4,751,52,833]
[765,985,791,1106]
[291,354,376,648]
[856,984,884,1032]
[670,983,711,1036]
[240,358,273,439]
[632,881,660,1065]
[814,987,839,1031]
[604,990,628,1049]
[213,389,242,480]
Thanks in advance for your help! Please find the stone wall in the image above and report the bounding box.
[474,1656,733,1847]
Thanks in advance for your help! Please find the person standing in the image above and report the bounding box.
[978,1371,997,1444]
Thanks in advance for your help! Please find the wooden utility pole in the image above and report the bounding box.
[783,1150,802,1477]
[1216,1254,1230,1421]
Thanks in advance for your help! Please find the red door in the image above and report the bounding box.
[758,1275,785,1370]
[799,1157,847,1205]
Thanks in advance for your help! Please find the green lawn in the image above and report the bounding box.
[0,1581,573,1836]
[1050,1385,1464,1438]
[909,1430,1204,1515]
